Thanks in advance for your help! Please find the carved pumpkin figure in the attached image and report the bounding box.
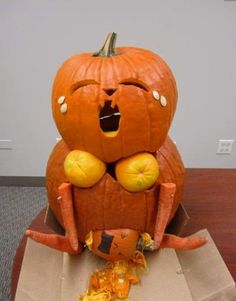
[26,33,207,263]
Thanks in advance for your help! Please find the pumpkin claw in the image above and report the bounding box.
[160,234,208,250]
[154,183,176,249]
[26,229,83,255]
[26,181,82,254]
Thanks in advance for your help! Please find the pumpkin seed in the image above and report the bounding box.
[160,95,167,107]
[152,90,160,100]
[57,96,65,104]
[60,103,67,113]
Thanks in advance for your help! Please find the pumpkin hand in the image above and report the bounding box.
[26,230,82,255]
[152,182,207,250]
[26,182,83,255]
[160,234,208,250]
[154,183,176,249]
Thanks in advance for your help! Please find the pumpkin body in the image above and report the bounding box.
[46,136,184,244]
[25,34,207,269]
[45,34,185,261]
[52,47,177,163]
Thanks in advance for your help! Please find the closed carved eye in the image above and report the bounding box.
[70,79,99,94]
[119,78,148,92]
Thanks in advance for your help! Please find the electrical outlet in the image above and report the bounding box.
[0,139,13,149]
[217,139,234,154]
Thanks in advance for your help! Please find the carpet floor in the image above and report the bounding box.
[0,186,47,301]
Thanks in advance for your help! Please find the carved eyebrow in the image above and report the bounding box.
[119,78,148,92]
[70,79,99,94]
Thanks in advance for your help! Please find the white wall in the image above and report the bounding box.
[0,0,236,176]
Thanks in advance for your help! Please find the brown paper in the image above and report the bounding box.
[15,229,236,301]
[15,240,63,301]
[177,230,236,301]
[15,240,192,301]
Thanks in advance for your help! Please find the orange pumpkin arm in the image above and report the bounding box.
[26,182,82,255]
[25,230,81,255]
[160,233,208,250]
[154,183,176,249]
[58,182,78,251]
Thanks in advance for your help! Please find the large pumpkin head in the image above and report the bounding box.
[52,33,178,162]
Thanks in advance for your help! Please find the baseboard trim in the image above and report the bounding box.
[0,176,45,187]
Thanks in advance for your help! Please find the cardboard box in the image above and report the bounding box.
[15,206,236,301]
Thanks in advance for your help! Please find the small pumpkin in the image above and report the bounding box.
[89,229,140,261]
[52,33,178,163]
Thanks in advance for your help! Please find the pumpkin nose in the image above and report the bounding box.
[103,88,117,96]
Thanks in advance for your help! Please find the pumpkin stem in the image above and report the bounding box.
[93,32,118,57]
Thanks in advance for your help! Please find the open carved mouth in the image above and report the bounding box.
[99,101,120,137]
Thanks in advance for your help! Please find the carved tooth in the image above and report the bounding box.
[57,96,65,104]
[152,90,160,100]
[160,95,167,107]
[60,103,67,113]
[100,112,120,120]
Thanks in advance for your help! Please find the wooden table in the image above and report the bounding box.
[11,168,236,300]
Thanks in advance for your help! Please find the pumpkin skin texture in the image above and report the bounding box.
[46,136,184,244]
[52,47,177,163]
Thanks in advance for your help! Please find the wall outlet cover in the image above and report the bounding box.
[217,139,234,155]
